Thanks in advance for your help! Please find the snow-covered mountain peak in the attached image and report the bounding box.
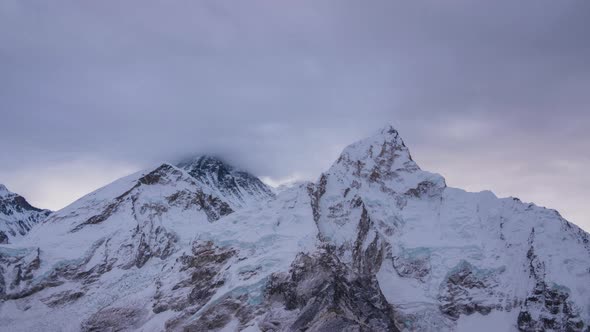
[177,155,231,172]
[6,161,238,292]
[310,126,590,331]
[333,124,414,175]
[377,123,400,135]
[0,184,9,196]
[41,162,235,236]
[177,155,275,209]
[136,163,188,186]
[325,125,445,197]
[0,185,51,244]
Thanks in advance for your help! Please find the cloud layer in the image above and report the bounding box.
[1,1,589,229]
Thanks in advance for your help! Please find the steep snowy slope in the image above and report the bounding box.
[0,163,315,331]
[177,156,275,209]
[309,126,590,331]
[0,163,236,330]
[0,184,51,244]
[0,126,588,332]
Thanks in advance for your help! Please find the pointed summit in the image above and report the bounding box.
[324,124,445,195]
[311,124,446,248]
[0,184,51,244]
[177,155,274,209]
[376,123,400,136]
[0,184,10,196]
[336,124,412,169]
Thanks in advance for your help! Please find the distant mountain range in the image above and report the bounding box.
[1,126,588,331]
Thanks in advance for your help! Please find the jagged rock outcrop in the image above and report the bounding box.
[438,260,504,319]
[153,241,237,322]
[0,184,51,244]
[516,230,587,331]
[264,247,399,332]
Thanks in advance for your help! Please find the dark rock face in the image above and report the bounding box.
[352,202,387,276]
[152,241,238,330]
[438,260,503,320]
[264,248,400,332]
[178,156,275,208]
[81,307,148,332]
[0,192,44,215]
[71,201,120,233]
[166,190,233,222]
[307,175,327,226]
[181,295,258,332]
[404,180,444,198]
[133,225,178,269]
[41,290,85,307]
[517,233,587,331]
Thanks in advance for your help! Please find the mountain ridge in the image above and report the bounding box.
[0,125,588,331]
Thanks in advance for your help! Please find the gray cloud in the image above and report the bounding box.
[0,1,589,229]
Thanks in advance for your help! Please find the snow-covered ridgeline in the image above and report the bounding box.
[0,125,588,331]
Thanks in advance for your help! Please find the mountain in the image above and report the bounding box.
[0,184,51,244]
[0,126,588,332]
[177,156,275,210]
[309,126,590,331]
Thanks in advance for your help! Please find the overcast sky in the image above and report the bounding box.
[1,1,589,231]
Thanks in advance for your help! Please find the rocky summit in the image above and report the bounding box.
[177,155,275,210]
[0,126,589,331]
[0,184,51,244]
